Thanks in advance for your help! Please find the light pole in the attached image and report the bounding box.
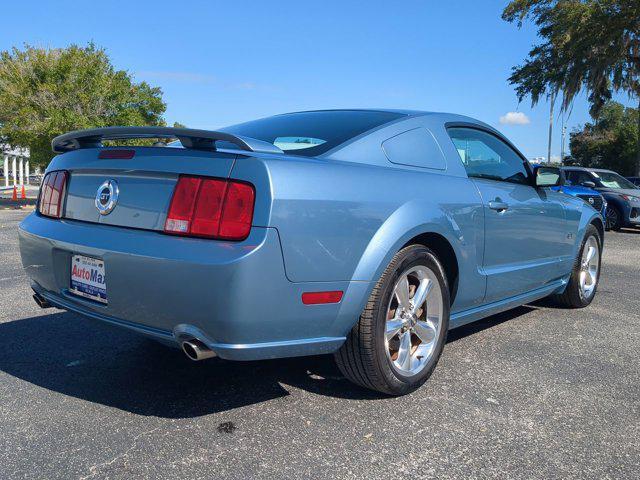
[547,91,556,164]
[561,124,567,165]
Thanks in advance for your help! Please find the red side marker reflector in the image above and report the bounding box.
[98,149,135,159]
[302,291,343,305]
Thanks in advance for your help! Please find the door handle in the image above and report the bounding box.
[489,201,509,212]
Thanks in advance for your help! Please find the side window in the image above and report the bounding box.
[577,172,594,185]
[564,171,577,184]
[447,127,530,185]
[565,171,592,186]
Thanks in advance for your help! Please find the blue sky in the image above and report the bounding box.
[0,0,634,159]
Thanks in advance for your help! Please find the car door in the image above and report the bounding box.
[448,127,566,303]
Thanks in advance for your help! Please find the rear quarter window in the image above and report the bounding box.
[382,128,446,170]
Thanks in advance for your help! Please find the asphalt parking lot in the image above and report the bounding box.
[1,208,639,479]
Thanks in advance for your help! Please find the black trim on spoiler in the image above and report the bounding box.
[51,126,284,155]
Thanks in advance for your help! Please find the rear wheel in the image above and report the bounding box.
[551,225,602,308]
[334,245,450,395]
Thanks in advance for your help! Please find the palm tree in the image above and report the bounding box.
[503,0,640,174]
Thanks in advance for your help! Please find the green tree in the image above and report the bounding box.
[569,101,638,175]
[503,0,640,175]
[0,43,166,166]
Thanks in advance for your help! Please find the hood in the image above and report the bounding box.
[559,185,601,196]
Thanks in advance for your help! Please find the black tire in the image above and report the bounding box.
[605,205,622,231]
[334,245,450,396]
[550,224,602,308]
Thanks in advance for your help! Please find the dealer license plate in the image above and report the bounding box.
[70,254,107,304]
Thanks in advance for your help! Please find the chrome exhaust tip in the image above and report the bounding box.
[32,293,52,309]
[181,339,216,361]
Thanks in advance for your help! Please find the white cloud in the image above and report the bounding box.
[228,81,256,90]
[499,112,531,125]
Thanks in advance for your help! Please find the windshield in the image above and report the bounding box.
[592,171,638,189]
[220,110,405,156]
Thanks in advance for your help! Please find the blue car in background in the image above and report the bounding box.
[532,165,607,219]
[19,110,604,395]
[556,180,607,219]
[555,183,607,218]
[562,167,640,230]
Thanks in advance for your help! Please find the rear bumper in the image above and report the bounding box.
[19,213,369,360]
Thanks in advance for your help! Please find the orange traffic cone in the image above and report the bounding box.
[21,185,26,200]
[12,186,17,201]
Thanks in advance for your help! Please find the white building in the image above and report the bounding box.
[529,157,547,165]
[1,145,31,188]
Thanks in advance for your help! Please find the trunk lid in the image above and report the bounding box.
[55,147,236,230]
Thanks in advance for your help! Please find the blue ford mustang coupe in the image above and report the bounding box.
[19,110,604,395]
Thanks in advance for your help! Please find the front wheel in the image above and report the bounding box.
[605,206,622,231]
[334,245,450,395]
[551,225,602,308]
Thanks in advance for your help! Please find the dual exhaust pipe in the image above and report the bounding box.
[181,339,216,361]
[32,292,214,362]
[33,292,52,309]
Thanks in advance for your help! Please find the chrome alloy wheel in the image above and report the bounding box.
[579,235,600,299]
[385,265,443,376]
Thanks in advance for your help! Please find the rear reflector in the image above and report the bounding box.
[38,171,68,218]
[98,149,135,159]
[164,176,255,240]
[302,291,344,305]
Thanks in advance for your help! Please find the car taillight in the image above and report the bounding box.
[38,171,68,218]
[164,176,255,240]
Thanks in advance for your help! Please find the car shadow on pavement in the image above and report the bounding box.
[0,311,382,418]
[0,305,537,417]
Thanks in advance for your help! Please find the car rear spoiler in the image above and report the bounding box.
[51,126,284,154]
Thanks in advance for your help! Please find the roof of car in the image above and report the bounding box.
[279,109,496,131]
[284,108,429,116]
[282,108,493,122]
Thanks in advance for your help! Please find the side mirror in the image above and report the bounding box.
[581,181,596,188]
[535,166,562,187]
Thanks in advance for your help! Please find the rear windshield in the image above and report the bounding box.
[220,110,405,156]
